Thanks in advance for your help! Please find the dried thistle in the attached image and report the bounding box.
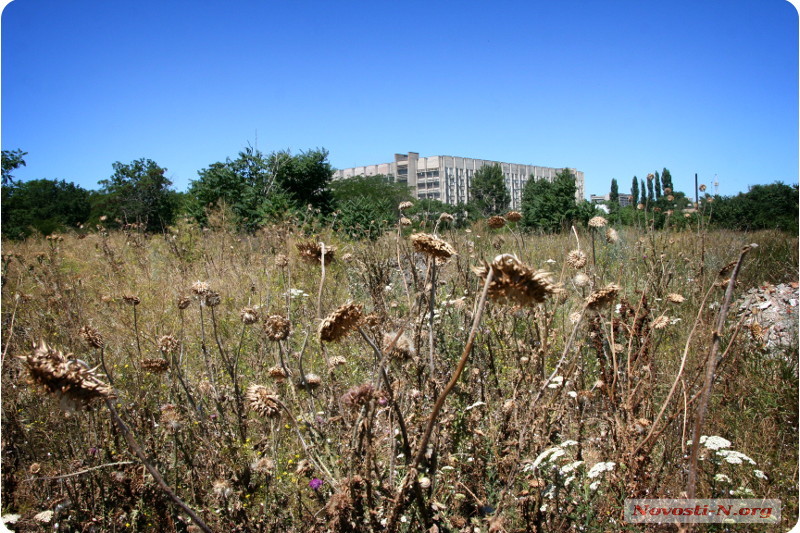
[605,228,619,244]
[246,385,281,418]
[264,315,291,341]
[22,341,114,408]
[472,254,562,306]
[274,254,289,268]
[296,241,336,264]
[383,331,415,361]
[240,307,259,325]
[191,281,211,297]
[268,366,289,381]
[251,457,276,477]
[159,403,182,431]
[122,294,141,306]
[566,249,587,269]
[318,302,363,342]
[328,355,347,367]
[652,315,670,330]
[398,201,414,211]
[487,215,506,229]
[409,233,456,260]
[505,211,523,223]
[666,293,685,304]
[574,272,590,287]
[79,325,105,349]
[399,216,412,226]
[438,212,454,223]
[158,335,180,354]
[211,480,233,500]
[588,216,608,228]
[585,283,621,310]
[177,296,191,310]
[202,291,221,307]
[718,260,737,277]
[341,383,379,409]
[637,203,645,210]
[301,373,322,390]
[141,358,169,373]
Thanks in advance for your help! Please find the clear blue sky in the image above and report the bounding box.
[2,0,797,198]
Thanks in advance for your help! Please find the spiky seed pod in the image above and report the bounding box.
[585,283,621,310]
[296,241,336,264]
[574,272,590,287]
[211,480,233,500]
[22,341,114,407]
[341,383,378,409]
[141,358,169,373]
[301,373,322,390]
[699,184,707,192]
[267,366,289,381]
[588,216,608,228]
[398,201,414,211]
[191,281,211,297]
[487,216,506,229]
[472,254,562,307]
[177,296,191,310]
[409,233,456,260]
[274,254,289,268]
[399,216,412,226]
[637,203,645,210]
[566,249,588,269]
[202,291,221,307]
[646,173,655,180]
[505,211,523,223]
[569,311,583,324]
[159,403,182,431]
[605,227,619,244]
[328,355,347,367]
[79,325,105,349]
[264,315,291,341]
[122,294,140,306]
[383,331,415,361]
[240,307,259,325]
[197,379,213,395]
[318,302,363,342]
[438,212,454,223]
[666,293,685,304]
[246,385,281,419]
[652,315,670,330]
[158,335,180,354]
[664,187,672,195]
[251,457,276,477]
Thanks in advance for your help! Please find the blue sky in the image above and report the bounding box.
[2,0,797,198]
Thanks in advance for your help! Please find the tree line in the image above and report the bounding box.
[2,148,796,240]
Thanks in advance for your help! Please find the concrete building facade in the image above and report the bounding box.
[333,152,585,210]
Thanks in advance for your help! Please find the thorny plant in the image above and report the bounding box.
[0,215,797,532]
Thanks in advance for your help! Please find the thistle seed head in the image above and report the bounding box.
[409,233,456,261]
[318,302,363,342]
[566,249,587,269]
[472,254,562,306]
[246,385,281,418]
[264,315,291,341]
[585,284,621,310]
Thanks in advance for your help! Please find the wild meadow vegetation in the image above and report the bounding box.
[1,206,797,532]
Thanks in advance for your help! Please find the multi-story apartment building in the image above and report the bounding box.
[333,152,585,210]
[590,193,634,207]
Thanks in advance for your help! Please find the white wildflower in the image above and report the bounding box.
[589,480,601,491]
[526,447,565,471]
[714,473,732,483]
[560,439,579,447]
[699,435,732,450]
[587,461,616,479]
[717,449,756,465]
[567,391,578,399]
[754,469,768,480]
[731,486,756,497]
[560,460,583,474]
[547,376,564,389]
[465,401,486,411]
[34,510,54,523]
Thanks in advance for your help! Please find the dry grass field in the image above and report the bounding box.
[1,215,797,532]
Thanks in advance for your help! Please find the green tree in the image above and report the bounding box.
[609,178,619,210]
[330,175,413,239]
[661,168,673,192]
[654,171,662,199]
[2,149,27,186]
[272,148,334,213]
[631,176,639,205]
[2,178,90,239]
[521,169,578,232]
[98,159,178,232]
[646,175,654,204]
[469,163,510,216]
[711,182,798,232]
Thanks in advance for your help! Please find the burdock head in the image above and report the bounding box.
[473,254,562,306]
[246,385,282,419]
[409,233,456,261]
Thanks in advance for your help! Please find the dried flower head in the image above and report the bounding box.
[191,281,211,297]
[383,331,415,361]
[328,355,347,367]
[159,403,182,430]
[79,325,105,349]
[296,241,336,264]
[202,291,221,307]
[398,201,414,211]
[177,296,191,310]
[318,302,363,342]
[246,385,281,418]
[667,195,675,202]
[647,173,655,181]
[487,216,506,229]
[267,366,289,381]
[399,216,412,226]
[566,249,587,269]
[141,358,169,373]
[637,203,645,210]
[438,212,454,223]
[264,315,291,341]
[666,293,685,304]
[605,227,619,244]
[158,335,180,354]
[473,254,562,306]
[251,457,276,477]
[699,184,707,192]
[409,233,456,260]
[664,187,672,195]
[652,315,670,330]
[585,284,621,310]
[197,379,213,396]
[240,307,259,325]
[274,254,289,268]
[341,383,379,408]
[574,272,590,287]
[588,216,608,228]
[301,373,322,390]
[122,294,141,306]
[505,211,523,223]
[22,341,114,408]
[211,480,233,500]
